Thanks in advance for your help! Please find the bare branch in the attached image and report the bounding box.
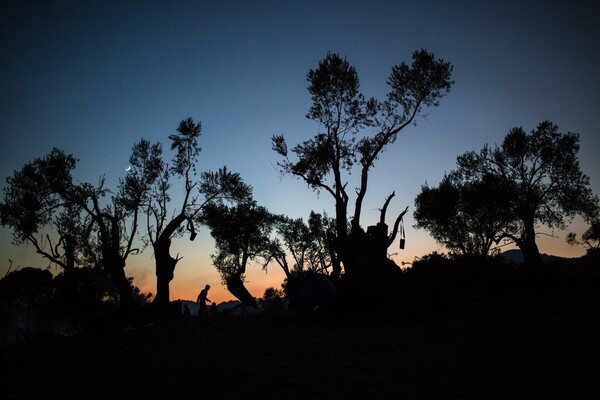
[387,206,409,246]
[379,191,396,224]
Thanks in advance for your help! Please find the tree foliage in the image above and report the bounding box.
[201,199,276,307]
[448,121,599,267]
[1,139,163,324]
[567,219,600,251]
[414,173,516,257]
[0,149,79,267]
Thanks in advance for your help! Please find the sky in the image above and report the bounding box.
[1,0,599,304]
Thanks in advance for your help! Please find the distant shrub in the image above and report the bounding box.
[258,287,287,313]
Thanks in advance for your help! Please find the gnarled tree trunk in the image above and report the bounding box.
[333,200,409,310]
[517,211,545,270]
[151,214,195,310]
[226,274,258,308]
[519,231,544,270]
[152,238,178,309]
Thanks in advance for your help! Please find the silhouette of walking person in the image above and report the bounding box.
[196,284,211,317]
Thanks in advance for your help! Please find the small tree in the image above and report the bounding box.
[201,199,277,308]
[455,121,599,268]
[273,50,453,297]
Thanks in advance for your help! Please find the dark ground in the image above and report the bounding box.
[1,289,599,399]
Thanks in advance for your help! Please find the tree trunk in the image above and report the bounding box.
[519,236,544,270]
[104,253,134,326]
[151,214,190,309]
[152,239,178,309]
[327,230,341,282]
[336,224,403,309]
[519,216,544,270]
[59,235,78,313]
[226,274,258,308]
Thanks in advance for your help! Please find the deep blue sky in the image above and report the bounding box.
[1,0,599,301]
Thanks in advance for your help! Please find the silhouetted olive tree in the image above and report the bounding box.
[201,199,277,308]
[2,140,162,325]
[272,50,453,297]
[68,139,162,323]
[414,173,516,257]
[455,121,599,268]
[143,118,252,308]
[0,149,84,312]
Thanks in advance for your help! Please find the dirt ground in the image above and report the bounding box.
[2,290,599,399]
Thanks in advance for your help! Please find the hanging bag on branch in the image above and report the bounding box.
[399,217,406,250]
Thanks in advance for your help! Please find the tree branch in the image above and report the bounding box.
[379,191,396,224]
[387,206,409,246]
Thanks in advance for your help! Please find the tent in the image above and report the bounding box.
[227,304,260,316]
[286,274,335,311]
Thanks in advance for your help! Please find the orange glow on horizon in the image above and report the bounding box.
[1,222,591,306]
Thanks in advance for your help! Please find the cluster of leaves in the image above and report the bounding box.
[567,220,600,251]
[414,173,515,257]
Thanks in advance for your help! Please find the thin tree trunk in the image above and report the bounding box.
[59,235,78,313]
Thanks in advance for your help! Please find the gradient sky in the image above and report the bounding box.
[1,0,599,303]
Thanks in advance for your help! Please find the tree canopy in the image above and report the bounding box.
[420,121,599,267]
[414,173,515,257]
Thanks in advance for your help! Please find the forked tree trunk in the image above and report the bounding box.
[152,239,178,309]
